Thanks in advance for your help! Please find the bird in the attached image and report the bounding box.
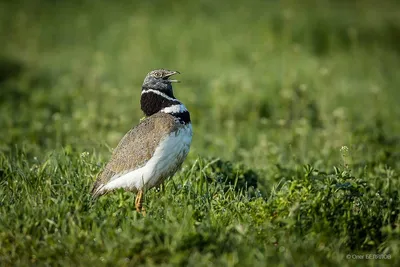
[91,69,192,213]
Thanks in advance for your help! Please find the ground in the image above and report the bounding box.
[0,0,399,266]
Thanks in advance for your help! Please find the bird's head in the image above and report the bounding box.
[142,69,180,95]
[140,69,184,116]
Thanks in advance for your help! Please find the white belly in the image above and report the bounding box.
[101,123,192,192]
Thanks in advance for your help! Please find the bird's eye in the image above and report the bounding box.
[154,72,162,78]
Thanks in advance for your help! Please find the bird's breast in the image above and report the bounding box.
[143,122,192,188]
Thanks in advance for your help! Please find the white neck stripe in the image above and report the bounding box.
[141,89,180,102]
[160,104,188,114]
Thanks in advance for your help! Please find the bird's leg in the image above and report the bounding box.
[135,190,144,213]
[135,190,146,216]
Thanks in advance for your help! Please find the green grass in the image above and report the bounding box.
[1,0,400,266]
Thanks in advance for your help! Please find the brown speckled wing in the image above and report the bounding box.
[92,113,179,195]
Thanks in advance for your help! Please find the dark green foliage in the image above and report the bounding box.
[194,157,258,192]
[1,150,398,266]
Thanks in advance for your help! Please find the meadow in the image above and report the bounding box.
[0,0,399,266]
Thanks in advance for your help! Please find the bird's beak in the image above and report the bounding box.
[165,70,180,83]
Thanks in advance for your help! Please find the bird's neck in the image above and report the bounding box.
[140,88,191,124]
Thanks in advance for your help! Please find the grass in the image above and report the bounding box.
[0,0,399,266]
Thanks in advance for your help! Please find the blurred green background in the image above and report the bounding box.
[1,0,400,265]
[1,0,399,168]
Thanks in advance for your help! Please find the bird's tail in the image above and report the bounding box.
[91,183,106,198]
